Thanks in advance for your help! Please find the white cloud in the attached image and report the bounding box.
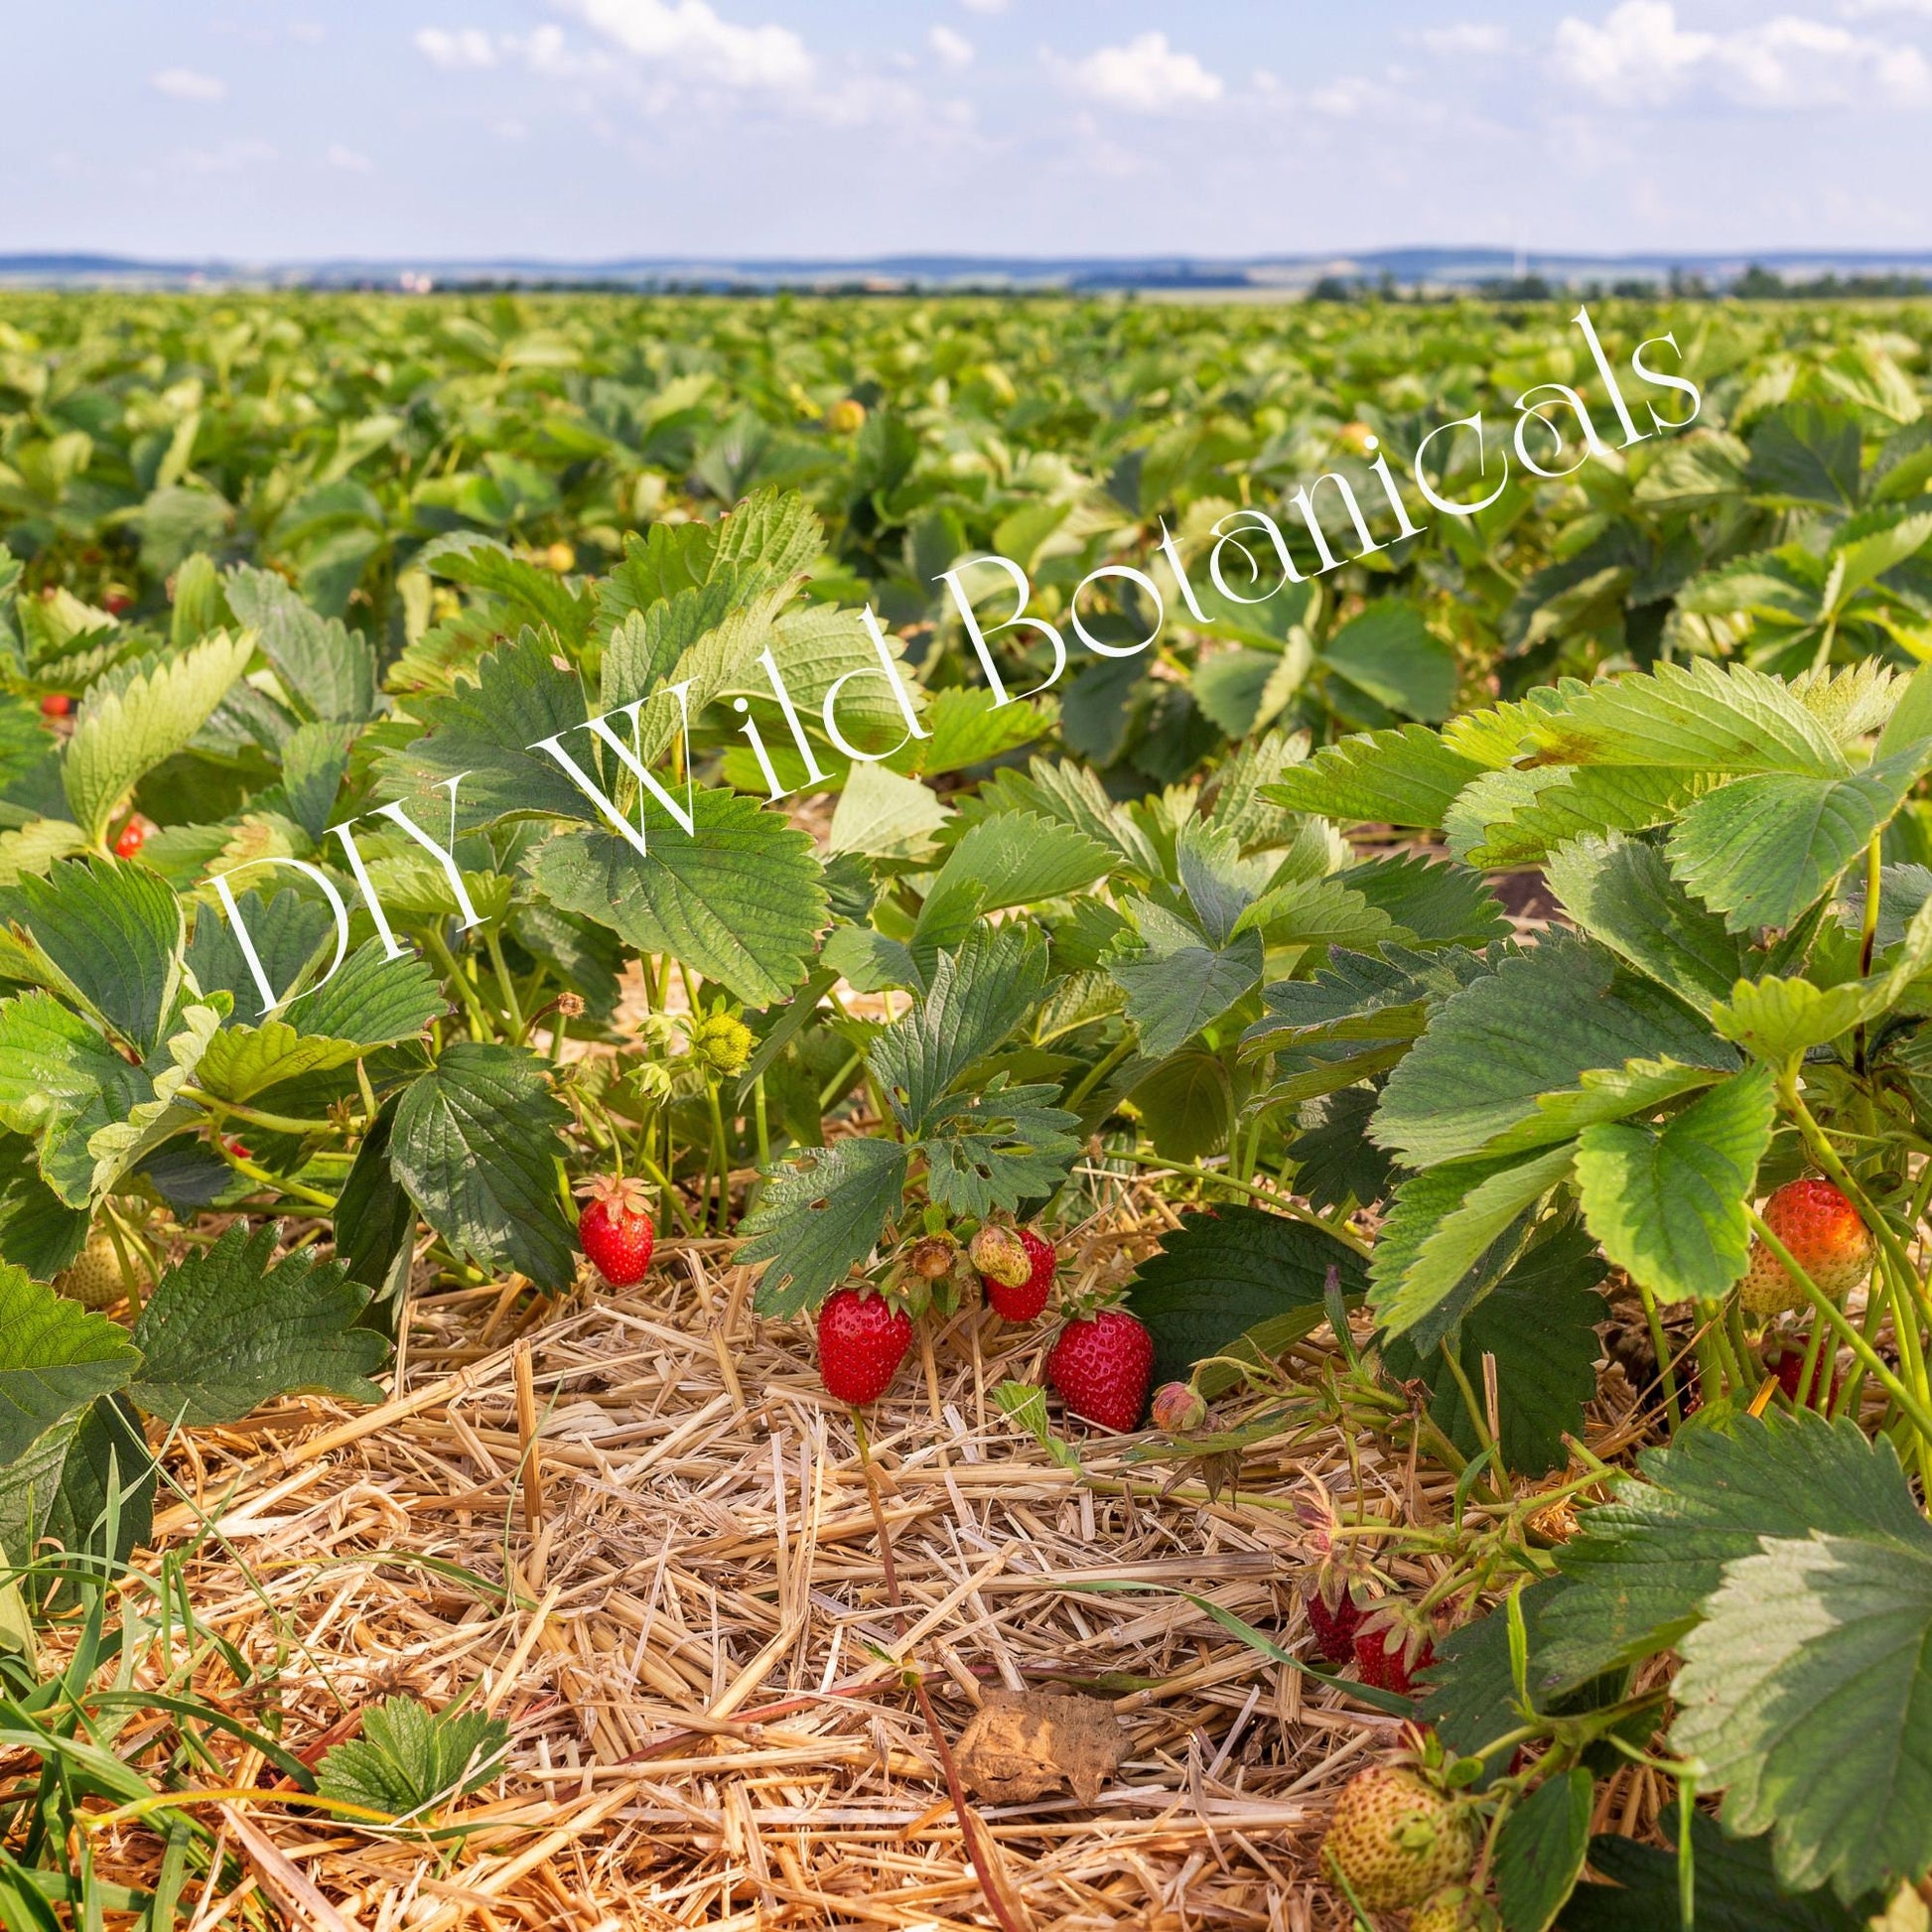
[929,25,973,68]
[415,27,497,69]
[151,67,228,102]
[1420,22,1510,54]
[1555,2,1932,107]
[327,144,374,172]
[1553,2,1713,105]
[560,0,813,90]
[1055,32,1223,112]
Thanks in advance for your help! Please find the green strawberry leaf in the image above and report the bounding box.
[868,924,1048,1134]
[739,1136,910,1318]
[1673,1510,1932,1901]
[389,1042,575,1290]
[529,790,828,1007]
[128,1222,385,1426]
[63,632,253,845]
[1383,1218,1606,1476]
[1560,1813,1874,1930]
[318,1695,508,1821]
[1537,1414,1922,1698]
[1372,932,1735,1170]
[1496,1767,1594,1932]
[0,858,184,1056]
[1123,1203,1370,1392]
[1260,725,1487,829]
[1574,1064,1775,1305]
[1668,747,1932,934]
[917,1082,1079,1220]
[0,1263,139,1463]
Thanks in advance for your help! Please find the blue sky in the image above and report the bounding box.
[7,1,1932,260]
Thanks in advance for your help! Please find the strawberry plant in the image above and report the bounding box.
[4,292,1932,1925]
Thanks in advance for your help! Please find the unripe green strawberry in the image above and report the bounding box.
[1321,1766,1471,1911]
[1411,1884,1501,1932]
[968,1224,1030,1289]
[691,1009,753,1076]
[1741,1178,1873,1315]
[56,1233,124,1311]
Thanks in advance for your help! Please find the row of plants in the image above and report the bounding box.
[2,292,1932,1923]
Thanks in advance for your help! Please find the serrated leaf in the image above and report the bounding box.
[1575,1065,1775,1305]
[0,1263,139,1462]
[63,632,253,843]
[187,887,339,1020]
[1244,943,1506,1055]
[1112,908,1263,1058]
[1260,725,1486,828]
[1674,1517,1932,1901]
[1668,747,1932,934]
[1545,834,1748,1010]
[379,628,594,831]
[418,532,594,647]
[1231,875,1397,949]
[1369,1142,1576,1345]
[529,791,827,1007]
[1334,852,1509,947]
[739,1136,909,1317]
[1449,764,1714,868]
[1372,933,1735,1169]
[1561,1814,1873,1931]
[1537,1414,1920,1697]
[389,1043,575,1290]
[1320,601,1457,722]
[868,924,1047,1133]
[827,762,948,860]
[918,1083,1079,1218]
[0,991,148,1205]
[1123,1050,1233,1163]
[0,857,183,1057]
[912,811,1114,955]
[127,1222,384,1426]
[0,1136,86,1280]
[318,1695,508,1821]
[225,567,379,723]
[1522,660,1847,776]
[1383,1219,1606,1476]
[1496,1768,1594,1932]
[1122,1203,1370,1392]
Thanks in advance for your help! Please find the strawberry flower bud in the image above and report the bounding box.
[1151,1381,1208,1432]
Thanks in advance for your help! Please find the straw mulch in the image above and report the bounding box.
[112,1180,1654,1932]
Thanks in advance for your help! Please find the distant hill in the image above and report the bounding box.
[4,247,1932,294]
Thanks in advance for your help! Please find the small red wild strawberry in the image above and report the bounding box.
[1048,1308,1154,1433]
[40,693,70,718]
[112,814,156,859]
[1765,1335,1837,1411]
[1353,1608,1435,1696]
[1306,1587,1366,1665]
[1741,1178,1873,1315]
[816,1288,911,1405]
[578,1173,655,1287]
[983,1226,1056,1322]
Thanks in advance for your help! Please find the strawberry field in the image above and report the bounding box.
[4,288,1932,1927]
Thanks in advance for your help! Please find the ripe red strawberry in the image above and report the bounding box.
[816,1288,912,1405]
[1742,1178,1873,1315]
[1321,1766,1472,1911]
[578,1173,655,1287]
[102,590,132,618]
[1047,1309,1154,1432]
[1306,1587,1366,1665]
[983,1226,1055,1321]
[40,693,70,718]
[1765,1336,1836,1411]
[112,814,156,859]
[1353,1621,1435,1696]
